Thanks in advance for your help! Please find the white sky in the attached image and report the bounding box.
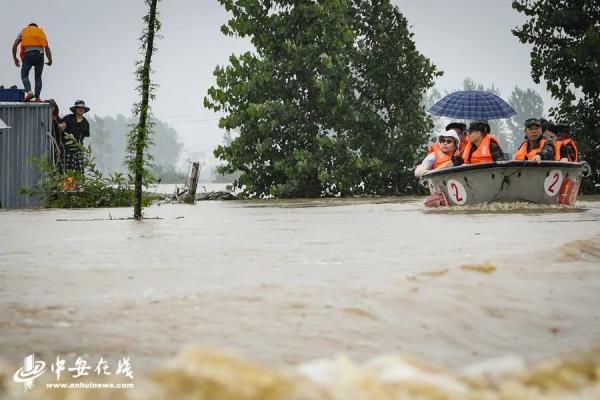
[1,0,550,164]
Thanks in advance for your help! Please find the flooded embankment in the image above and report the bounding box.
[1,197,599,398]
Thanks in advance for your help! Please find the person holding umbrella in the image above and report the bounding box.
[461,121,504,164]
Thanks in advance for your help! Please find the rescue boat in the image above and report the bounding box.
[420,161,591,207]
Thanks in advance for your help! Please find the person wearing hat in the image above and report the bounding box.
[514,118,555,162]
[12,22,53,102]
[461,121,504,164]
[61,100,91,173]
[445,122,468,153]
[415,129,463,178]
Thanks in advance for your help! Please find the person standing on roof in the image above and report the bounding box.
[461,121,504,164]
[514,118,555,162]
[11,23,53,102]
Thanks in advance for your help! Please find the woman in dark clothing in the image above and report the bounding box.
[61,100,90,173]
[48,99,65,172]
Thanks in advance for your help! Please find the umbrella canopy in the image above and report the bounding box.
[428,90,516,120]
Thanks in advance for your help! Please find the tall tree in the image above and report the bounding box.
[512,0,600,192]
[127,0,161,219]
[206,0,440,197]
[506,86,545,153]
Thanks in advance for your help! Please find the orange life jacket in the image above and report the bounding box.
[21,26,48,48]
[432,146,454,169]
[462,135,499,164]
[459,136,469,153]
[19,26,48,59]
[555,138,579,162]
[514,139,551,161]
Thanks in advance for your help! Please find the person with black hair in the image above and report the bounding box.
[445,122,468,153]
[48,99,65,172]
[544,121,558,141]
[461,121,504,164]
[555,124,579,162]
[539,118,549,134]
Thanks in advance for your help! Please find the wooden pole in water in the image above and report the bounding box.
[185,162,200,204]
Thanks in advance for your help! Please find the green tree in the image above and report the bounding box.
[506,86,545,153]
[127,0,160,219]
[206,0,440,197]
[512,0,600,192]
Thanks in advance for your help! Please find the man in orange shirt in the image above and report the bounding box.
[11,23,53,102]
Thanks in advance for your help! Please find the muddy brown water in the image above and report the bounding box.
[1,197,599,398]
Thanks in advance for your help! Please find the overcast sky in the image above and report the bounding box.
[1,0,548,164]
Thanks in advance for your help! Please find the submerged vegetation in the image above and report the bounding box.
[24,141,152,209]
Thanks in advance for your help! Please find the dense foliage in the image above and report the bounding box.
[206,0,441,197]
[512,0,600,192]
[25,140,151,208]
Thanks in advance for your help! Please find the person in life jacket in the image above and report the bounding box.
[513,118,555,162]
[415,129,463,178]
[445,122,468,154]
[544,123,577,161]
[461,121,504,164]
[555,124,579,162]
[11,23,53,102]
[427,122,467,154]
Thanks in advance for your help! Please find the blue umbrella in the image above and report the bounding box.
[428,90,516,120]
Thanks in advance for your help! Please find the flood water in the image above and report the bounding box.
[1,196,600,398]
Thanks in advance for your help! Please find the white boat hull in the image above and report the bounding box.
[420,161,590,207]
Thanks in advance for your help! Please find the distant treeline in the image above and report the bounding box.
[88,114,184,183]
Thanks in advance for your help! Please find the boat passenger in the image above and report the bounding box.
[427,122,467,154]
[415,130,462,178]
[544,122,558,141]
[514,118,555,162]
[555,124,579,162]
[461,121,504,164]
[540,118,549,134]
[445,122,468,153]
